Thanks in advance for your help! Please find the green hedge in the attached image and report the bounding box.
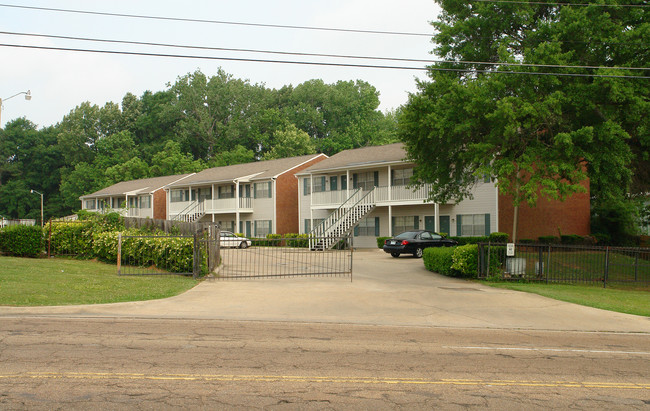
[377,237,391,248]
[0,225,44,257]
[93,230,196,273]
[451,244,479,277]
[422,247,456,276]
[49,221,95,256]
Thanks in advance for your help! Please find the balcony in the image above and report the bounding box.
[311,184,434,208]
[169,197,254,216]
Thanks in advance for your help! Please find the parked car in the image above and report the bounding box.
[383,230,458,258]
[219,231,252,249]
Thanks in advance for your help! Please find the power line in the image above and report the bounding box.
[2,43,648,79]
[470,0,650,7]
[0,3,433,37]
[2,31,648,71]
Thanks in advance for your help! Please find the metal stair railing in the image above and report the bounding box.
[309,187,376,250]
[172,200,205,223]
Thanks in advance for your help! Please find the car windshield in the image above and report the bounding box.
[394,231,418,240]
[221,231,234,237]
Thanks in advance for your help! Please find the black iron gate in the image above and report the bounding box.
[215,235,353,280]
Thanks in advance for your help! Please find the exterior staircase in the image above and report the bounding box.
[172,200,205,223]
[309,188,376,250]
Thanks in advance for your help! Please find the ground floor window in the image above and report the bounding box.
[458,214,489,236]
[254,220,272,237]
[392,216,419,235]
[218,221,235,232]
[355,217,380,237]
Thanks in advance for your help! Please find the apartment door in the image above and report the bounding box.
[425,216,435,231]
[439,216,451,236]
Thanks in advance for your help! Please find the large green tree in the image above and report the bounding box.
[400,0,649,240]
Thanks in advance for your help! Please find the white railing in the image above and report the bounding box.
[239,197,253,210]
[172,200,205,222]
[312,184,433,207]
[312,190,346,206]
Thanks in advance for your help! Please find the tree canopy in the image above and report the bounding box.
[399,0,649,239]
[0,69,399,221]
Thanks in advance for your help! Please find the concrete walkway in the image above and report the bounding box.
[2,249,649,332]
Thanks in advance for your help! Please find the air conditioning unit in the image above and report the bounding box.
[506,258,526,276]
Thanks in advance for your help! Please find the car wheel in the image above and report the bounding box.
[239,241,248,249]
[390,252,400,258]
[414,248,423,258]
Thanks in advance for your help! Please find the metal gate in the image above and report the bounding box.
[215,235,353,280]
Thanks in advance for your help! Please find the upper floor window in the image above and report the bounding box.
[303,178,311,196]
[353,171,379,191]
[255,182,272,198]
[171,189,190,203]
[313,176,326,193]
[218,185,234,199]
[84,199,96,209]
[139,196,151,209]
[392,168,413,186]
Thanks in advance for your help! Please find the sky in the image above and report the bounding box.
[0,0,441,129]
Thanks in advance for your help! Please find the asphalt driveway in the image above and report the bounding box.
[1,249,648,332]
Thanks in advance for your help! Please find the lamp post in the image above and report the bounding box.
[0,90,32,127]
[30,189,43,228]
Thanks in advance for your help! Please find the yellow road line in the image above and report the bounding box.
[0,372,647,390]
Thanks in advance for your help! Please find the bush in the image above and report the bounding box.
[49,221,95,256]
[488,232,509,242]
[451,244,479,278]
[450,236,489,245]
[538,235,559,244]
[0,225,44,257]
[285,233,309,248]
[422,247,456,276]
[376,237,391,249]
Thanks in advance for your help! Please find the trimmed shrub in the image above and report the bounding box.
[49,221,95,256]
[285,233,309,248]
[488,232,509,243]
[422,247,456,276]
[376,237,391,249]
[538,235,559,244]
[450,236,489,245]
[0,225,44,257]
[451,244,479,278]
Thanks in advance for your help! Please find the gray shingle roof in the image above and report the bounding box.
[169,154,327,186]
[80,174,193,198]
[299,143,408,173]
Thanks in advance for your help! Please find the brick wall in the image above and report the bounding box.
[153,189,167,220]
[275,155,326,234]
[498,179,590,241]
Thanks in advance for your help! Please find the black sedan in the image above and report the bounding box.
[383,230,458,258]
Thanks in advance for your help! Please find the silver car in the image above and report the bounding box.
[219,231,252,249]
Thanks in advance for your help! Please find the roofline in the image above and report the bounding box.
[266,153,328,179]
[295,159,411,176]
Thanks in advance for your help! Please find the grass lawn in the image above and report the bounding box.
[483,282,650,317]
[0,256,198,306]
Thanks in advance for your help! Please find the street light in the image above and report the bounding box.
[0,90,32,128]
[30,189,43,228]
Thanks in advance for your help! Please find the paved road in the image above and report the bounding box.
[1,318,649,410]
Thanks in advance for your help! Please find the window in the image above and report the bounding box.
[303,178,311,196]
[392,168,413,186]
[254,220,272,237]
[340,175,347,190]
[84,199,96,209]
[218,221,235,232]
[113,198,125,209]
[353,171,379,191]
[128,197,139,209]
[140,196,151,209]
[198,187,212,200]
[458,214,489,236]
[355,217,379,237]
[239,184,251,198]
[392,216,419,235]
[313,176,326,193]
[255,182,272,198]
[218,185,234,199]
[171,189,190,203]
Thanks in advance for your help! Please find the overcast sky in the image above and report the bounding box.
[0,0,441,129]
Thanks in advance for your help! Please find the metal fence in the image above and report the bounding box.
[478,243,650,286]
[216,235,353,280]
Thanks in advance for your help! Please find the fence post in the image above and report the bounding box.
[117,233,122,276]
[193,232,200,279]
[634,250,639,282]
[48,219,52,258]
[546,245,551,284]
[604,246,610,288]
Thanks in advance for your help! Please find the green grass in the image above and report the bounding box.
[483,282,650,317]
[0,256,198,306]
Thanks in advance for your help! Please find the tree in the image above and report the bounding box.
[262,125,316,160]
[399,0,649,241]
[150,140,205,176]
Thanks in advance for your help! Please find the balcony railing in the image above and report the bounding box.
[169,197,255,215]
[311,184,433,207]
